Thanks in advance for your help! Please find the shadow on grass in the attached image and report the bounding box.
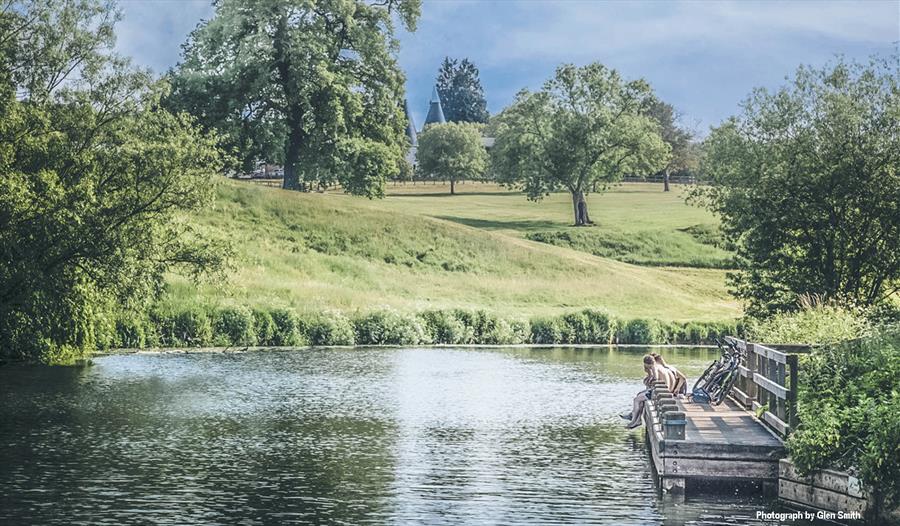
[435,215,563,231]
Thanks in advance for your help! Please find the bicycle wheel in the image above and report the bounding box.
[692,360,720,392]
[711,365,740,405]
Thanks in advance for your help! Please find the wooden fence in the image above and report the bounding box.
[728,338,808,437]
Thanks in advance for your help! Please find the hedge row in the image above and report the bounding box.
[99,307,742,350]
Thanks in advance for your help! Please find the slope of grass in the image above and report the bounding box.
[342,181,733,268]
[162,180,740,322]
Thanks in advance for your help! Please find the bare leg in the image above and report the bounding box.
[626,391,647,428]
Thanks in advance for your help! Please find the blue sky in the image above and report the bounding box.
[116,0,899,134]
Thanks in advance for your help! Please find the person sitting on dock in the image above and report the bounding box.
[621,354,674,429]
[650,352,687,397]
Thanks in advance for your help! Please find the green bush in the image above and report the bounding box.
[620,318,666,344]
[115,316,148,349]
[418,310,474,344]
[270,308,306,346]
[302,311,355,346]
[252,309,277,346]
[530,317,563,344]
[468,310,527,344]
[353,310,429,345]
[748,304,872,345]
[213,306,257,346]
[788,329,900,505]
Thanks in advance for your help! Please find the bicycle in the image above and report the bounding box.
[691,337,744,405]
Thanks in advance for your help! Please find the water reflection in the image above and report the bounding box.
[0,347,820,524]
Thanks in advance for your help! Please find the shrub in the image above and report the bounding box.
[748,304,872,345]
[788,329,900,505]
[682,322,709,345]
[252,309,277,346]
[620,318,666,344]
[115,316,148,349]
[353,310,429,345]
[302,311,355,346]
[270,308,306,346]
[213,306,257,346]
[468,310,527,344]
[418,310,474,344]
[530,317,563,344]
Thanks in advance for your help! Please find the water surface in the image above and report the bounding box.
[1,347,806,525]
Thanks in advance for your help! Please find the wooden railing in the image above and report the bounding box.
[728,338,808,437]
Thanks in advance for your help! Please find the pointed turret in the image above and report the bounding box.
[424,86,446,125]
[403,99,417,146]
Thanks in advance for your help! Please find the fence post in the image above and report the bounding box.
[745,343,758,406]
[787,354,799,432]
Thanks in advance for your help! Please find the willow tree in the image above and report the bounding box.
[168,0,420,196]
[492,63,670,226]
[0,0,226,364]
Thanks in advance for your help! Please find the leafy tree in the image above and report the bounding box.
[416,122,488,194]
[491,63,670,225]
[0,0,226,364]
[695,57,900,317]
[435,57,489,123]
[646,100,696,191]
[168,0,421,195]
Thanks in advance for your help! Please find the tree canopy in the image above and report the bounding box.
[435,57,489,123]
[167,0,421,196]
[0,0,226,364]
[491,63,670,225]
[415,122,488,194]
[646,100,696,191]
[695,57,899,317]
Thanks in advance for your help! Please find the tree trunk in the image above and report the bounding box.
[571,190,592,226]
[450,179,455,195]
[282,122,302,191]
[663,168,670,192]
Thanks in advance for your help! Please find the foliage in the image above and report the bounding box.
[788,329,900,505]
[620,319,666,345]
[418,310,474,344]
[214,306,257,346]
[415,122,488,194]
[302,311,356,346]
[270,308,306,346]
[694,57,900,317]
[645,99,697,190]
[252,309,277,346]
[435,57,489,123]
[353,309,429,345]
[748,301,873,345]
[168,0,420,193]
[0,0,226,364]
[491,63,670,225]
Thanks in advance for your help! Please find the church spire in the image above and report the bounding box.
[424,85,446,125]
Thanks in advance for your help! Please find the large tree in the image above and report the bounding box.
[416,122,488,194]
[168,0,420,195]
[646,100,696,191]
[435,57,489,123]
[696,57,900,317]
[0,0,226,363]
[491,63,670,226]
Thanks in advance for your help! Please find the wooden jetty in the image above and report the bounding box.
[643,339,798,496]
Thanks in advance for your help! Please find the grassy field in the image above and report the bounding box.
[162,179,740,322]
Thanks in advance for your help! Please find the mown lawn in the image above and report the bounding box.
[162,179,740,322]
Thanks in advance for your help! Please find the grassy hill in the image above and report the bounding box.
[161,179,740,323]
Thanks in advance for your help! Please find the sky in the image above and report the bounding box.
[115,0,899,134]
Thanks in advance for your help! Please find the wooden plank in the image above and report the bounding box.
[753,401,791,436]
[779,459,867,498]
[738,364,752,378]
[664,457,779,479]
[778,478,868,515]
[787,354,799,431]
[754,372,789,399]
[731,386,753,407]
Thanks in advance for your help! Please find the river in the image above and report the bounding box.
[0,346,810,525]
